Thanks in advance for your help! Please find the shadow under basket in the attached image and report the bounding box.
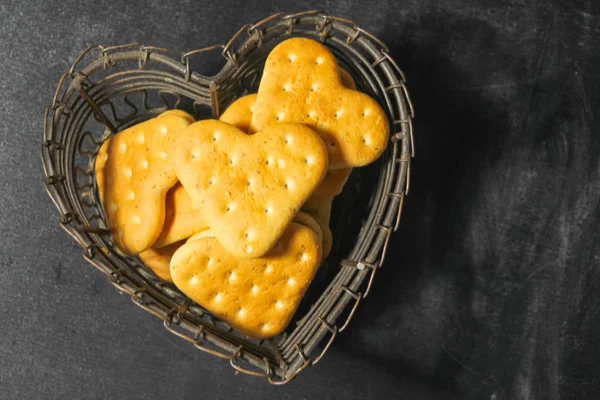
[41,11,414,384]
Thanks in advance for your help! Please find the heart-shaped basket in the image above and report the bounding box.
[41,11,414,384]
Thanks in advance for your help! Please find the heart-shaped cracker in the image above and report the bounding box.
[303,168,352,211]
[293,211,325,262]
[218,94,256,133]
[170,222,321,339]
[218,66,356,132]
[338,66,357,90]
[172,120,328,258]
[96,110,194,254]
[248,38,389,169]
[139,240,183,282]
[152,183,208,249]
[293,211,322,243]
[304,200,333,260]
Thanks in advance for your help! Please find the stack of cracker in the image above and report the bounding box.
[95,38,389,339]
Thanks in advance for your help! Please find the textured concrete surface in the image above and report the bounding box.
[1,0,599,398]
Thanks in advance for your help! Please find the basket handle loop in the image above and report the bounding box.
[247,12,283,33]
[181,45,227,82]
[69,45,103,76]
[222,24,249,61]
[339,286,363,332]
[310,316,338,365]
[229,346,271,377]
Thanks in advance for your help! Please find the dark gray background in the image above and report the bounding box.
[1,0,599,398]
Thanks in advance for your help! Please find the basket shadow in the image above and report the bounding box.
[329,31,509,393]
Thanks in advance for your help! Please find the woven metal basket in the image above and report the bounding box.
[41,10,414,384]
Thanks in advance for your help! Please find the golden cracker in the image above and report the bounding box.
[249,38,389,168]
[219,66,356,131]
[293,211,323,245]
[338,66,357,90]
[139,240,183,282]
[293,210,326,262]
[152,182,208,248]
[219,94,256,133]
[304,200,333,260]
[173,120,328,259]
[303,167,352,212]
[95,110,194,254]
[170,222,321,338]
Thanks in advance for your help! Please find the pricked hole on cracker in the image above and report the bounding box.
[124,168,132,178]
[362,136,370,145]
[245,245,253,254]
[287,277,296,287]
[140,159,149,169]
[307,111,316,118]
[264,206,272,215]
[226,203,234,212]
[276,112,284,121]
[275,300,285,310]
[228,157,236,165]
[251,285,259,295]
[212,132,220,141]
[261,323,270,332]
[310,84,318,92]
[315,57,324,65]
[304,156,314,164]
[299,252,309,262]
[228,271,237,282]
[119,143,127,154]
[334,109,343,118]
[288,54,296,62]
[214,292,223,302]
[137,133,145,144]
[159,151,168,160]
[159,125,168,136]
[132,215,141,224]
[265,264,273,274]
[127,191,135,200]
[285,135,293,145]
[284,180,294,190]
[190,276,199,285]
[191,151,199,159]
[237,308,247,319]
[207,257,214,267]
[362,109,371,117]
